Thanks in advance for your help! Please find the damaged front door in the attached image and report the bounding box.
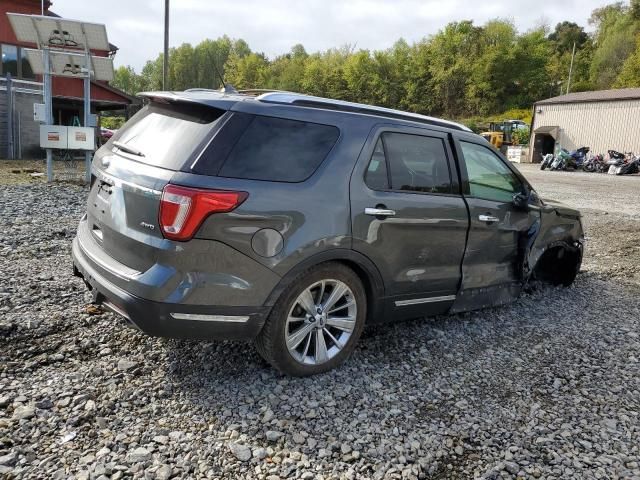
[451,137,540,312]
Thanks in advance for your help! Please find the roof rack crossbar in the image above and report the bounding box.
[255,92,471,132]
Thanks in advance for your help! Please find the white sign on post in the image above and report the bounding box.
[39,125,95,150]
[39,125,68,149]
[68,127,95,150]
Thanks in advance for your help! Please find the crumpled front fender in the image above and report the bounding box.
[526,205,584,280]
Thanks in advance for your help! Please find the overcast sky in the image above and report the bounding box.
[50,0,608,71]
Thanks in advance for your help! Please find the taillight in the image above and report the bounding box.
[159,184,248,241]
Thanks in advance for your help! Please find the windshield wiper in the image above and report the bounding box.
[113,141,145,157]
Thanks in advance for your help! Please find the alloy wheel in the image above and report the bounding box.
[285,279,357,365]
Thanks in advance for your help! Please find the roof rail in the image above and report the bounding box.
[239,88,290,96]
[184,88,218,92]
[185,84,239,94]
[255,92,471,132]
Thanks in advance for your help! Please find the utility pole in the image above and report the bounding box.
[84,51,92,184]
[566,42,576,95]
[163,0,169,90]
[44,47,53,181]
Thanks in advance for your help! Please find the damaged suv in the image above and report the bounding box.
[72,90,584,376]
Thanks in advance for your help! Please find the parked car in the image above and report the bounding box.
[99,127,116,145]
[72,90,584,376]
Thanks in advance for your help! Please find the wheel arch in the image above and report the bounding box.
[264,249,386,322]
[530,240,582,286]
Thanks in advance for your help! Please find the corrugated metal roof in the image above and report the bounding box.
[536,88,640,105]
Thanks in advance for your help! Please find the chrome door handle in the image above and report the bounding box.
[479,214,499,223]
[365,207,396,217]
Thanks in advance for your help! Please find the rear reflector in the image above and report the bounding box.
[159,184,248,241]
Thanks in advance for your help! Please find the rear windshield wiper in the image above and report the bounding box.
[113,141,145,157]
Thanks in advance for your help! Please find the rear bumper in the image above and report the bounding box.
[72,238,270,340]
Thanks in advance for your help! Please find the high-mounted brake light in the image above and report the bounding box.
[159,185,248,241]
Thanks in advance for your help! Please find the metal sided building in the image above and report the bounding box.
[530,88,640,163]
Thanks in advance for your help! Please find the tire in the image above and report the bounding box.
[540,161,547,171]
[255,262,366,376]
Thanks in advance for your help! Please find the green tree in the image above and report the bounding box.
[427,21,482,117]
[510,28,553,106]
[548,21,589,53]
[590,22,638,88]
[112,65,144,95]
[225,52,269,89]
[403,40,435,114]
[232,39,252,58]
[546,26,593,96]
[343,50,378,103]
[632,0,640,20]
[301,47,351,100]
[168,43,196,91]
[111,5,640,126]
[589,2,639,88]
[615,34,640,87]
[193,36,232,89]
[376,39,411,109]
[263,44,308,91]
[139,55,163,91]
[466,20,518,115]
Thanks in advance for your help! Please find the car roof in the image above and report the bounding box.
[138,89,472,133]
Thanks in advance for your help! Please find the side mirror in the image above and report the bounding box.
[512,192,529,211]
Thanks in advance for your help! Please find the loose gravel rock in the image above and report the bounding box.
[229,444,252,462]
[1,172,639,479]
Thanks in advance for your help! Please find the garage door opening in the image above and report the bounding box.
[533,134,555,163]
[532,126,560,163]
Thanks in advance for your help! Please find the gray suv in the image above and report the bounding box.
[72,90,584,376]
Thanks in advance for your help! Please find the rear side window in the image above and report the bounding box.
[365,139,389,190]
[110,102,224,170]
[364,132,452,194]
[215,114,339,182]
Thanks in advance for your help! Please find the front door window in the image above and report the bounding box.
[460,141,521,202]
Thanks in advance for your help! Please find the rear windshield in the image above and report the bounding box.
[193,113,340,182]
[109,102,224,170]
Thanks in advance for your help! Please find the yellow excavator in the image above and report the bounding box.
[481,120,528,152]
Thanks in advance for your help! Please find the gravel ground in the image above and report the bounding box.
[1,165,639,479]
[517,164,640,284]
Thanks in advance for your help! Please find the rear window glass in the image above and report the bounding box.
[109,102,223,170]
[212,114,339,182]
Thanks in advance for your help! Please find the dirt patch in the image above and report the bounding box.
[0,159,87,186]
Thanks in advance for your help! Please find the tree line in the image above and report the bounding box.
[112,1,640,122]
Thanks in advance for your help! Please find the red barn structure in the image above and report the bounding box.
[1,0,137,158]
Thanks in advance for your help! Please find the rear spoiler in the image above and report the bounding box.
[137,91,245,111]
